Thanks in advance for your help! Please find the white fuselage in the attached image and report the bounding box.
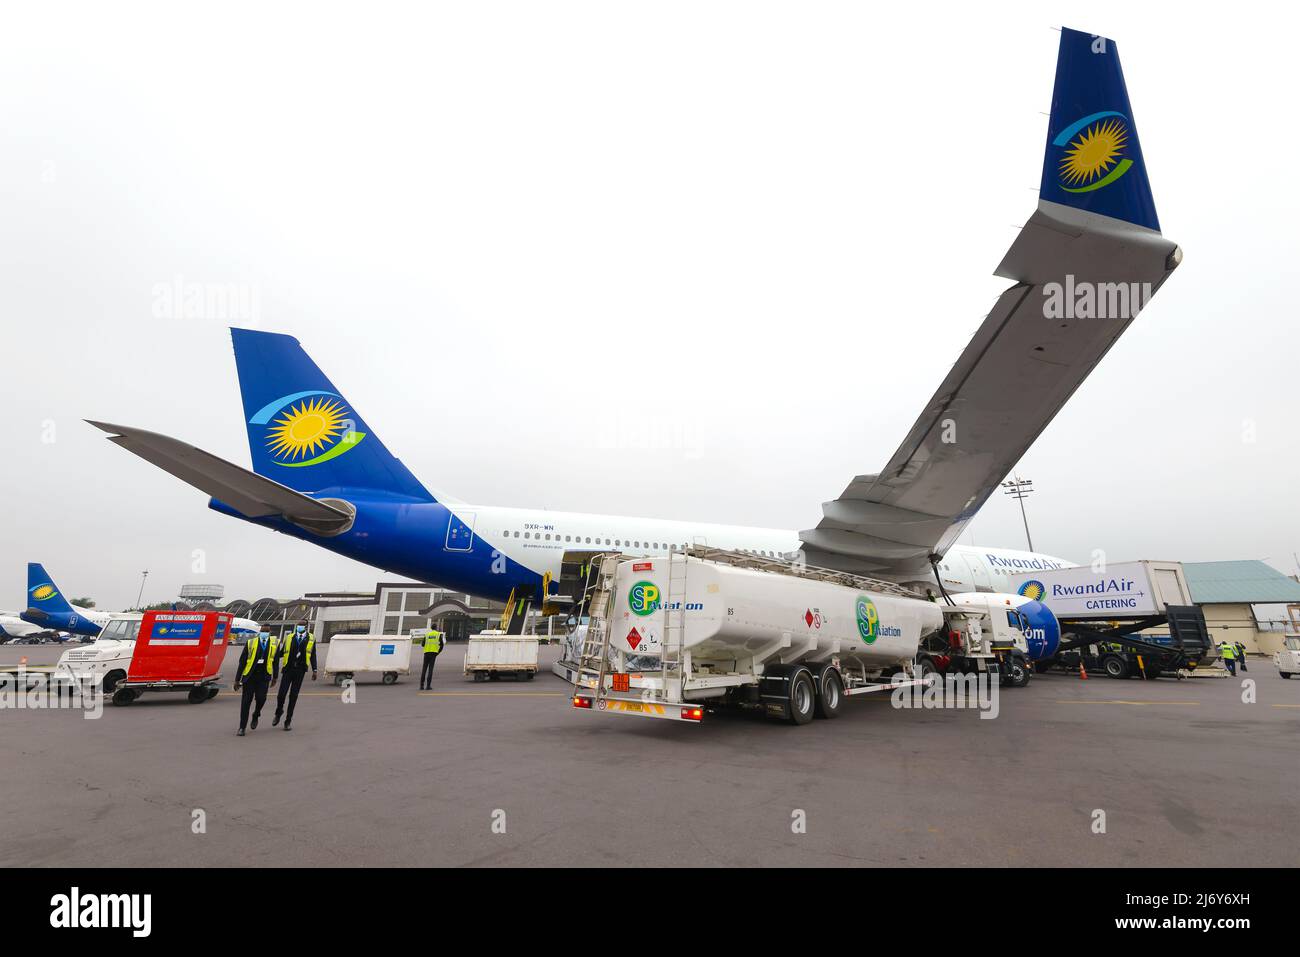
[461,503,1073,595]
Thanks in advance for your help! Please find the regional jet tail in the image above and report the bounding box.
[89,27,1177,601]
[21,562,114,637]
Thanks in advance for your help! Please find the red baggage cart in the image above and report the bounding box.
[111,611,233,706]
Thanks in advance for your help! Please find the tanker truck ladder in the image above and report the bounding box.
[569,555,620,704]
[659,548,689,704]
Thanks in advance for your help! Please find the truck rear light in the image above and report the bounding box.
[572,695,592,709]
[681,706,703,721]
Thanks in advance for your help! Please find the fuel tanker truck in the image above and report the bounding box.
[562,547,1014,725]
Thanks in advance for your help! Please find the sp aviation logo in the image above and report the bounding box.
[249,390,366,468]
[1055,111,1131,193]
[628,580,660,617]
[1018,579,1046,601]
[855,595,880,644]
[30,583,58,602]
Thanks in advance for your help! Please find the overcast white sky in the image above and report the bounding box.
[2,1,1297,611]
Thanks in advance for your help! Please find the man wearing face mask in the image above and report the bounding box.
[273,620,317,731]
[234,630,279,736]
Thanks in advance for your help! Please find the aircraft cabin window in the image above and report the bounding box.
[524,532,530,539]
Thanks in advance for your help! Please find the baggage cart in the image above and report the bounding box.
[324,635,412,685]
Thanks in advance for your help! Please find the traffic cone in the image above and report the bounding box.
[1078,661,1088,680]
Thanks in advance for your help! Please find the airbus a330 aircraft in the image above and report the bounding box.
[90,28,1177,633]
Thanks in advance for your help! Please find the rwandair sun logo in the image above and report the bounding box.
[1055,111,1132,194]
[31,584,57,602]
[1018,580,1046,601]
[250,391,367,468]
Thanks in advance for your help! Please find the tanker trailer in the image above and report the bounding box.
[569,547,948,724]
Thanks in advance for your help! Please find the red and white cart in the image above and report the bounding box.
[111,610,233,706]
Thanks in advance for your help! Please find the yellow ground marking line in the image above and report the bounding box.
[1270,703,1300,709]
[1054,699,1200,706]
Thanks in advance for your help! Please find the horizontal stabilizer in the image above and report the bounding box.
[86,421,354,533]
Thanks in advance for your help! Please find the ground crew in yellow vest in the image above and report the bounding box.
[273,620,318,730]
[419,628,444,690]
[234,630,279,736]
[1219,639,1238,676]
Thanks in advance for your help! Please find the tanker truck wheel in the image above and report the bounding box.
[813,668,844,719]
[787,670,816,725]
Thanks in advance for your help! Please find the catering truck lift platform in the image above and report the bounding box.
[558,547,1001,725]
[1008,561,1211,679]
[109,610,232,705]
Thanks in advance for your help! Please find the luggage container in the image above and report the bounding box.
[324,635,412,685]
[111,611,232,706]
[464,632,538,682]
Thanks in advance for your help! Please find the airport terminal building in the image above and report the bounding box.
[201,584,507,641]
[304,583,506,642]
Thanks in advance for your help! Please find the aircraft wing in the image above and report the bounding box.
[799,27,1181,579]
[86,420,353,533]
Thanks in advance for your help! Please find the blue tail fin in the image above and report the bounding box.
[1040,27,1160,232]
[28,563,74,615]
[230,328,434,501]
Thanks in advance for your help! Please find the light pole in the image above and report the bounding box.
[135,570,149,610]
[1001,475,1035,552]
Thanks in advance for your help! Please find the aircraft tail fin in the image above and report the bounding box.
[230,328,434,501]
[27,562,74,615]
[1040,27,1160,232]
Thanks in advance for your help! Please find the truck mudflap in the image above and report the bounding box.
[572,693,704,723]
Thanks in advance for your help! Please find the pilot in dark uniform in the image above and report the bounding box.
[234,631,279,736]
[273,620,317,730]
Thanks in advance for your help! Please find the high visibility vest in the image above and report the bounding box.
[281,631,315,667]
[423,630,443,653]
[1220,643,1236,659]
[242,635,277,676]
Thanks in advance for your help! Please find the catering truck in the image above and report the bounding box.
[563,547,1002,725]
[1005,561,1210,678]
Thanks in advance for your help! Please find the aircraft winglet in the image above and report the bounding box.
[1039,27,1160,232]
